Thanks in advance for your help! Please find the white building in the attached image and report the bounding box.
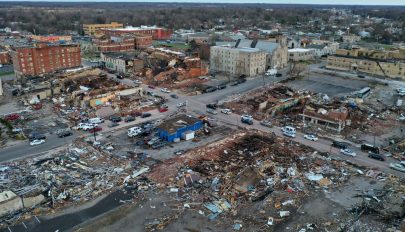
[306,41,339,58]
[210,45,266,77]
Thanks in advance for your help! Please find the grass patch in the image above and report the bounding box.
[0,71,14,76]
[153,41,190,50]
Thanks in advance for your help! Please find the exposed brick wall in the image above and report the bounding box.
[10,44,81,76]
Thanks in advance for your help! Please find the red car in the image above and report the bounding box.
[88,127,102,133]
[148,85,155,89]
[159,108,168,113]
[5,114,20,121]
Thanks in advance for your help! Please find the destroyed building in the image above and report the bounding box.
[301,106,349,133]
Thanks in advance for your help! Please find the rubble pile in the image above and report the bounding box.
[223,84,306,120]
[147,131,363,230]
[0,140,151,225]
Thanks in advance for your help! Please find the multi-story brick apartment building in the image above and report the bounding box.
[98,25,172,40]
[10,43,81,79]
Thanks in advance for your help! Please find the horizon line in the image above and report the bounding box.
[0,1,404,6]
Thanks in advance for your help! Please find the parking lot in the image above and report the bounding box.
[285,73,369,97]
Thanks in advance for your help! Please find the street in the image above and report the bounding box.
[0,72,404,178]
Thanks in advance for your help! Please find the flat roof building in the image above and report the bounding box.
[10,43,81,80]
[210,45,266,77]
[83,22,123,36]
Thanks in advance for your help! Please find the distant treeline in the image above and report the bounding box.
[0,2,404,43]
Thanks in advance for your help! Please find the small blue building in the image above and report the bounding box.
[157,115,203,142]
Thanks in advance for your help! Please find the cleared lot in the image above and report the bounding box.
[285,73,369,97]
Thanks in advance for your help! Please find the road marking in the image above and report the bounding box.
[34,216,40,223]
[7,227,12,232]
[22,222,27,229]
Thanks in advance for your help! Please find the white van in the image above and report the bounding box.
[89,117,104,124]
[128,127,142,137]
[281,126,296,134]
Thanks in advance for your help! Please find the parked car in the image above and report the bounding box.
[275,73,282,77]
[109,115,122,122]
[5,113,20,121]
[159,108,168,113]
[89,117,104,124]
[361,143,379,154]
[160,88,171,93]
[241,115,253,125]
[12,128,23,133]
[217,84,227,90]
[340,148,356,157]
[368,152,385,161]
[390,163,405,172]
[30,139,45,146]
[207,108,217,115]
[170,94,178,99]
[206,103,218,109]
[125,116,135,122]
[152,141,167,149]
[304,134,318,141]
[177,102,186,108]
[81,123,96,131]
[283,131,296,138]
[221,109,232,114]
[148,85,155,89]
[89,127,102,133]
[357,74,366,78]
[116,74,124,79]
[58,131,73,138]
[134,80,142,84]
[141,112,152,118]
[174,150,185,155]
[260,120,272,127]
[332,141,348,149]
[128,127,142,137]
[30,134,46,141]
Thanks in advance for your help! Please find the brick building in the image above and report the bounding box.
[83,22,123,36]
[0,50,11,65]
[93,36,135,52]
[134,35,152,49]
[98,26,172,40]
[10,43,81,79]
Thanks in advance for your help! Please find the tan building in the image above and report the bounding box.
[83,22,123,36]
[327,48,405,79]
[216,35,288,70]
[288,48,315,61]
[210,45,266,77]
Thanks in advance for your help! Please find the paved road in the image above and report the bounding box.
[1,71,403,177]
[147,80,405,178]
[0,134,78,163]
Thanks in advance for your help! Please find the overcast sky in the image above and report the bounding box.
[2,0,405,5]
